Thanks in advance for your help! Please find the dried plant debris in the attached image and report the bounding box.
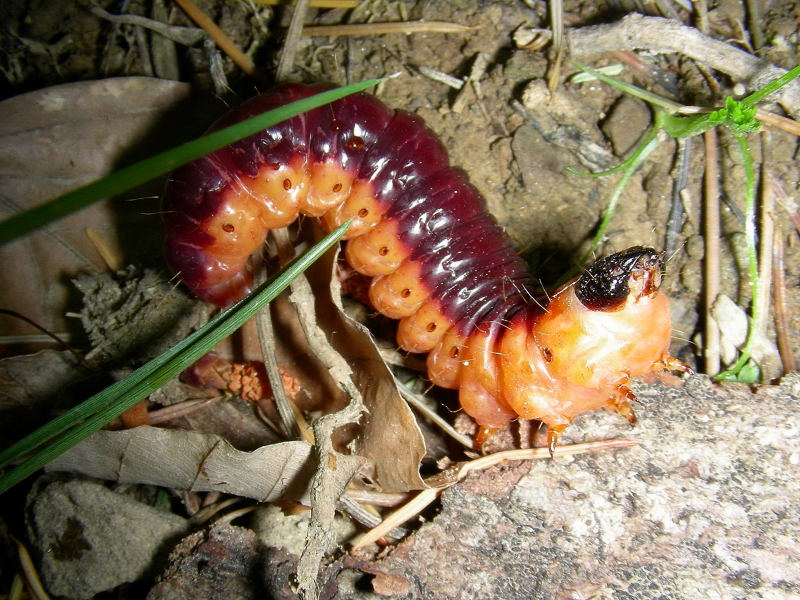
[47,427,317,503]
[0,78,194,338]
[148,524,264,600]
[0,349,86,433]
[74,267,208,366]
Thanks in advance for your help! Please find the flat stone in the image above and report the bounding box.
[26,477,188,600]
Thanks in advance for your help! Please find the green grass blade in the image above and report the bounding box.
[566,119,660,178]
[0,220,350,493]
[740,63,800,108]
[0,78,382,246]
[570,61,682,113]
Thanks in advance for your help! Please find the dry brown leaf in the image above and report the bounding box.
[0,78,203,340]
[47,426,316,502]
[299,239,428,492]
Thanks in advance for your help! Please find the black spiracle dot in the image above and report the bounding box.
[357,208,369,218]
[378,246,389,256]
[449,346,460,359]
[283,178,292,190]
[542,347,553,362]
[400,288,411,298]
[425,322,437,332]
[332,182,342,193]
[222,223,235,233]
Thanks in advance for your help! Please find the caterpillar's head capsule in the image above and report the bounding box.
[575,246,664,312]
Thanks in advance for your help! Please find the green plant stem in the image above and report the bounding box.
[581,132,662,262]
[716,135,759,380]
[570,61,682,112]
[740,63,800,108]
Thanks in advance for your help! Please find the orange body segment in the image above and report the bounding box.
[396,298,451,353]
[303,160,354,216]
[368,259,431,319]
[427,327,468,389]
[344,218,409,276]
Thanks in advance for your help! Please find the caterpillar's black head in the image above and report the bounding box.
[575,246,664,312]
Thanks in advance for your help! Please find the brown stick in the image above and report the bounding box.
[566,13,800,118]
[173,0,256,76]
[702,128,721,375]
[275,0,310,81]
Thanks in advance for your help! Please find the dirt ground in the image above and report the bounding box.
[0,1,799,599]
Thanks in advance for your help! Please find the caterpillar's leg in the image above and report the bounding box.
[547,424,568,457]
[474,426,499,451]
[654,353,693,374]
[610,378,638,425]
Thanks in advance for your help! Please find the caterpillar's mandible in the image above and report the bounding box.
[163,83,688,449]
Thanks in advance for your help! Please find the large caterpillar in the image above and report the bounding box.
[163,83,688,449]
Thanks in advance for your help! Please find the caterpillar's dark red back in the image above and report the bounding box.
[163,84,687,446]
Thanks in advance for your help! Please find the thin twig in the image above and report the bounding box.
[351,488,439,551]
[216,504,258,526]
[338,495,408,539]
[546,0,564,96]
[14,537,52,600]
[567,14,800,118]
[146,396,223,425]
[301,21,480,38]
[274,0,310,81]
[84,226,124,271]
[665,137,692,258]
[351,438,637,551]
[252,0,357,6]
[398,386,473,449]
[755,133,775,351]
[343,488,412,508]
[0,309,91,369]
[744,0,764,51]
[755,109,800,138]
[702,128,721,375]
[190,497,244,525]
[173,0,256,75]
[256,229,301,440]
[772,227,796,374]
[91,6,205,46]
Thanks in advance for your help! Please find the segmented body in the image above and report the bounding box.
[163,83,684,443]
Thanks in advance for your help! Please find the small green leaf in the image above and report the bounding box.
[723,96,760,136]
[737,361,761,383]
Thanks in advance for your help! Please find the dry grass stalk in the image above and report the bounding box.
[302,21,480,38]
[702,128,721,375]
[173,0,256,75]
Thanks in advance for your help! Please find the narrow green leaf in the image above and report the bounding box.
[569,61,682,112]
[0,78,382,246]
[0,220,351,494]
[740,63,800,108]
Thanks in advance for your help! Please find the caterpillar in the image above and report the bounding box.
[163,83,688,450]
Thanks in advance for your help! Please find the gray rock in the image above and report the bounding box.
[602,95,653,157]
[26,477,188,600]
[363,375,800,599]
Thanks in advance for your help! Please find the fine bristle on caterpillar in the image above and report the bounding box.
[162,83,689,450]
